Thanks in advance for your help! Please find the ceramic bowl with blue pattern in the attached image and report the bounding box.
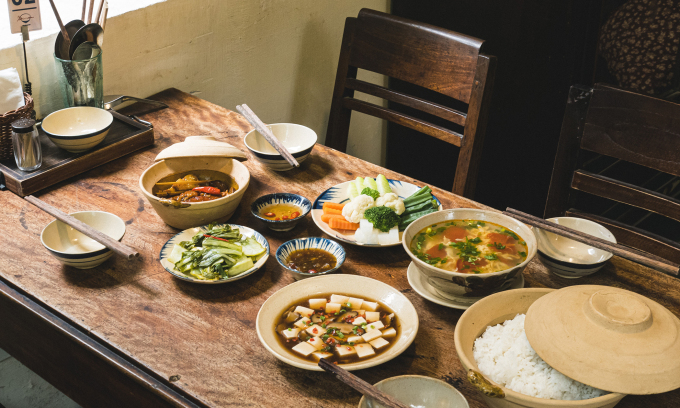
[276,237,345,280]
[40,211,126,269]
[251,193,311,231]
[244,123,317,171]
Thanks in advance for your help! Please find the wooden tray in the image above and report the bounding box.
[0,111,154,197]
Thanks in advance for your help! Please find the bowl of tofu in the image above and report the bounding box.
[256,274,419,371]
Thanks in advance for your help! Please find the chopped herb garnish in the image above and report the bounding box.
[519,251,527,257]
[473,269,481,274]
[484,253,498,261]
[438,243,445,250]
[337,332,345,339]
[519,241,526,246]
[488,242,506,250]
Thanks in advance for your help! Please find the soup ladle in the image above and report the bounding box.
[54,19,85,60]
[68,23,104,60]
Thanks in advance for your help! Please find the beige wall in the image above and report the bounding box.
[0,0,390,164]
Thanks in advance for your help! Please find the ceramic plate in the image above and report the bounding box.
[406,262,525,310]
[312,179,442,247]
[159,223,269,284]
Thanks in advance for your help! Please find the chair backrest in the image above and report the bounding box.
[545,83,680,263]
[325,9,496,198]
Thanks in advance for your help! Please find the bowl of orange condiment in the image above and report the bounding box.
[251,193,311,232]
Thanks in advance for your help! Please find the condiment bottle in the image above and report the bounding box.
[11,118,41,172]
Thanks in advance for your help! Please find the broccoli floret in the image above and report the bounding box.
[364,206,399,232]
[360,187,380,200]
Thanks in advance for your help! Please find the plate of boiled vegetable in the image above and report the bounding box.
[312,174,441,247]
[160,223,269,284]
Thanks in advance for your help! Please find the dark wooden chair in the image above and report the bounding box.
[545,83,680,263]
[325,9,496,198]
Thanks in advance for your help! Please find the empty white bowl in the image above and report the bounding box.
[534,217,616,278]
[40,211,126,269]
[42,107,113,153]
[358,375,469,408]
[244,123,317,171]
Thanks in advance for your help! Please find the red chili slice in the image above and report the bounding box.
[192,186,221,195]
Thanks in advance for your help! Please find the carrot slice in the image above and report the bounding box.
[323,207,343,215]
[323,202,345,212]
[321,213,346,223]
[329,217,360,231]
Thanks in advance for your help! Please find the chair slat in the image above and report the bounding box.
[342,97,463,146]
[344,78,467,126]
[571,170,680,223]
[566,209,680,264]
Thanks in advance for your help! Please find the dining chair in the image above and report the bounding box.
[325,9,496,198]
[544,83,680,263]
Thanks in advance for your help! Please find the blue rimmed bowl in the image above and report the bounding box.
[251,193,311,232]
[276,237,345,280]
[40,211,125,269]
[243,123,317,171]
[41,107,113,153]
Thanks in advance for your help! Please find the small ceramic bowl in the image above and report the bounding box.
[40,211,125,269]
[244,123,317,171]
[402,209,537,302]
[358,375,469,408]
[534,217,616,279]
[276,237,345,280]
[41,107,113,153]
[251,193,311,231]
[256,274,419,371]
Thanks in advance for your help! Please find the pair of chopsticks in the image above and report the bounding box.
[25,196,138,260]
[235,104,300,168]
[83,0,108,28]
[504,208,680,276]
[319,359,409,408]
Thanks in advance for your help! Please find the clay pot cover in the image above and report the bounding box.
[525,285,680,395]
[155,136,247,161]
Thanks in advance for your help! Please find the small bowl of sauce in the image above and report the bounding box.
[251,193,311,232]
[276,237,346,280]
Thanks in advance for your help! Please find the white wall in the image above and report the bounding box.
[0,0,390,164]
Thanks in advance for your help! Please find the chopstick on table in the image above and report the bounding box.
[235,104,300,168]
[318,359,409,408]
[504,208,680,276]
[25,196,139,260]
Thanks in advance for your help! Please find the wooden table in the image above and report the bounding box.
[1,89,679,408]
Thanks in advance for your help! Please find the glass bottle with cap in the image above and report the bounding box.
[11,118,42,172]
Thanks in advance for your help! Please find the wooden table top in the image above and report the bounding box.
[1,88,679,408]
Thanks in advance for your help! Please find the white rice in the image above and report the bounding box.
[473,314,607,400]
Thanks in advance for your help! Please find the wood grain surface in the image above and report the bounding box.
[1,88,679,408]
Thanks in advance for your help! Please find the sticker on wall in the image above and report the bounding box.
[6,0,42,34]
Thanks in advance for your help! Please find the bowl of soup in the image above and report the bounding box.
[402,209,536,300]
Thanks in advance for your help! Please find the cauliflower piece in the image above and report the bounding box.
[375,193,405,215]
[342,194,375,223]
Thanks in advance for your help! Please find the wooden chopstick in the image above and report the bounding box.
[25,196,139,260]
[318,359,409,408]
[235,104,300,168]
[87,0,96,24]
[504,208,680,276]
[100,1,109,31]
[47,0,70,42]
[95,0,105,27]
[81,0,87,21]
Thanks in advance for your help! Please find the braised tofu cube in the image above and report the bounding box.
[366,321,384,331]
[335,345,356,358]
[361,329,382,342]
[292,341,317,357]
[382,327,397,338]
[365,311,381,323]
[330,294,350,304]
[356,310,366,317]
[293,317,311,328]
[347,297,364,310]
[307,336,326,351]
[325,302,342,314]
[309,298,328,310]
[347,335,364,344]
[312,351,333,361]
[294,306,315,318]
[352,317,367,326]
[369,337,390,350]
[363,301,379,311]
[305,324,325,337]
[281,327,301,340]
[354,343,375,358]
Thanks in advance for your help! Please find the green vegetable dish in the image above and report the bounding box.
[166,224,267,281]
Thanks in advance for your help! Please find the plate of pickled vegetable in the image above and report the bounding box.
[312,175,442,247]
[160,223,269,284]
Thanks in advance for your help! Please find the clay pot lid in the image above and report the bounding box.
[155,136,247,161]
[525,285,680,395]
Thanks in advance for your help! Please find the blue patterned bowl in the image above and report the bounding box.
[251,193,312,232]
[276,237,346,280]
